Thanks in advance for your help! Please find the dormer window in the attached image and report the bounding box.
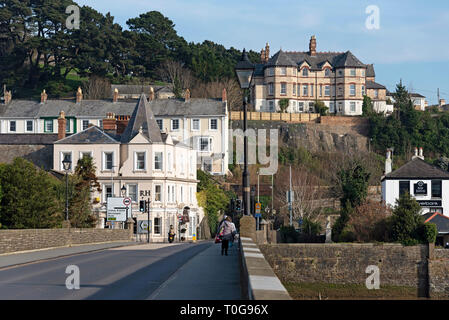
[302,68,309,76]
[324,68,331,77]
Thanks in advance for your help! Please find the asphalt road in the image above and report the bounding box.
[0,241,217,300]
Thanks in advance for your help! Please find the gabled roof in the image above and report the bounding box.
[366,64,375,77]
[149,98,226,116]
[266,50,298,67]
[383,158,449,180]
[424,212,449,234]
[333,51,366,68]
[366,81,386,90]
[120,94,163,144]
[55,126,119,144]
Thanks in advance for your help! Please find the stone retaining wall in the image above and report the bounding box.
[0,228,133,254]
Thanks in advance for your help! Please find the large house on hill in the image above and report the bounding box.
[252,36,391,115]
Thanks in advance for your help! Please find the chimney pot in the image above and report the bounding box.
[103,112,116,131]
[419,147,424,160]
[149,87,155,101]
[184,89,190,102]
[41,89,48,104]
[76,87,83,103]
[385,149,392,175]
[222,88,227,103]
[113,88,119,103]
[3,90,12,105]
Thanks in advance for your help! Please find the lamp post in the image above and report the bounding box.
[121,185,129,230]
[62,155,72,224]
[235,49,255,216]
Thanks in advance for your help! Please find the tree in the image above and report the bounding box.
[0,158,63,229]
[390,192,424,245]
[347,200,392,242]
[156,60,193,98]
[279,99,289,113]
[314,100,328,115]
[362,95,373,116]
[68,156,100,228]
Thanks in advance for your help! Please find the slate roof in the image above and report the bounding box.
[120,94,163,144]
[0,97,225,119]
[366,64,375,78]
[424,212,449,234]
[383,158,449,180]
[366,81,386,90]
[0,134,59,145]
[149,98,226,116]
[263,50,366,70]
[410,93,425,98]
[55,126,119,144]
[111,84,172,96]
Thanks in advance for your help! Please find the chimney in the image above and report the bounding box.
[58,111,67,140]
[385,149,392,175]
[116,115,130,135]
[419,147,424,160]
[412,147,418,159]
[3,89,12,105]
[184,89,190,102]
[41,89,48,104]
[440,99,446,107]
[103,112,116,131]
[76,87,83,103]
[149,87,155,101]
[265,43,270,62]
[222,88,227,103]
[260,48,266,63]
[309,35,317,56]
[113,88,119,103]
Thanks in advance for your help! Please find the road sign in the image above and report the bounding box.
[255,213,262,218]
[123,197,132,206]
[138,220,151,234]
[107,197,127,222]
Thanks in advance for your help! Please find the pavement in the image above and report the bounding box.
[149,240,241,300]
[0,240,242,300]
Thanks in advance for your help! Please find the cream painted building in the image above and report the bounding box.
[252,36,389,116]
[53,95,203,242]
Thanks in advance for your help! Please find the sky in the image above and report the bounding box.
[76,0,449,105]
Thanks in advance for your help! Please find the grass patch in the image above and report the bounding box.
[283,282,419,300]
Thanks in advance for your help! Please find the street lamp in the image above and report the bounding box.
[235,49,255,216]
[121,185,126,197]
[62,155,72,223]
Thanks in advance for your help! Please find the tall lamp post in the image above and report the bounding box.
[121,185,128,230]
[62,155,72,224]
[235,49,255,216]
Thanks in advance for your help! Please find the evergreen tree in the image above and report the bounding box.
[390,192,424,245]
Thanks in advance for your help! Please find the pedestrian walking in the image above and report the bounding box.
[218,216,236,256]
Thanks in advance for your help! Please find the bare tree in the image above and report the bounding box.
[191,78,243,110]
[274,165,327,223]
[82,76,111,100]
[157,60,194,97]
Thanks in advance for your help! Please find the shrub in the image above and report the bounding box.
[390,193,424,245]
[420,223,437,244]
[280,226,298,243]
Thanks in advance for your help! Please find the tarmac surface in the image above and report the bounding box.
[0,240,241,300]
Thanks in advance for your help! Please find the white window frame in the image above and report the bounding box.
[198,137,212,152]
[325,86,330,96]
[280,67,286,76]
[9,120,16,132]
[180,185,184,203]
[303,84,308,96]
[298,102,304,112]
[44,119,53,133]
[79,151,93,160]
[127,184,138,203]
[350,102,356,112]
[280,83,287,95]
[154,152,163,170]
[268,83,274,95]
[82,119,89,131]
[325,68,331,77]
[269,101,274,111]
[154,184,162,202]
[26,120,33,132]
[350,84,356,96]
[191,118,200,131]
[362,85,366,96]
[293,83,296,95]
[134,151,146,171]
[103,151,114,171]
[209,118,218,131]
[350,69,356,76]
[302,68,309,76]
[103,184,113,203]
[171,119,180,131]
[167,151,173,172]
[202,158,212,172]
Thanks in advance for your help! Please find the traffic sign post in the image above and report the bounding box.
[255,202,262,230]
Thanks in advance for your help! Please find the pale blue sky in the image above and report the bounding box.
[76,0,449,105]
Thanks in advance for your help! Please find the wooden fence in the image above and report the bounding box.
[230,111,320,123]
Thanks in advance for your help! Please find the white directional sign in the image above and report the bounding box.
[138,220,151,234]
[107,197,128,222]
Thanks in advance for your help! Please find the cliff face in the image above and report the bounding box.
[231,120,369,154]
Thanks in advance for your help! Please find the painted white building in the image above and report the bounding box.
[53,94,203,242]
[382,148,449,216]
